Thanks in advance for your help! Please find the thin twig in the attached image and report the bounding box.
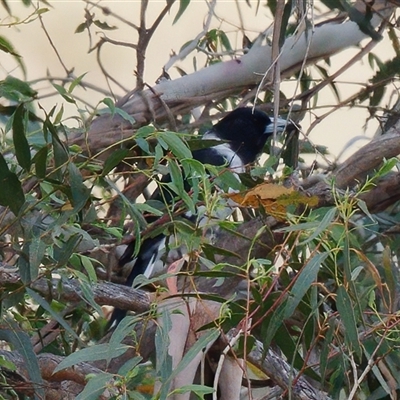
[39,14,72,76]
[164,0,217,72]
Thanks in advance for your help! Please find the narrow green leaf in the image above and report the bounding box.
[168,159,184,194]
[173,0,190,24]
[53,83,76,104]
[50,125,69,180]
[159,131,192,159]
[156,310,173,400]
[0,322,44,399]
[336,285,362,358]
[18,241,31,284]
[75,373,114,400]
[320,320,335,384]
[102,148,129,176]
[12,103,31,170]
[298,207,337,245]
[171,384,214,397]
[79,255,98,283]
[28,236,46,280]
[115,107,135,125]
[262,298,288,350]
[68,72,87,93]
[54,104,64,125]
[168,159,195,213]
[79,280,103,316]
[26,288,83,344]
[54,344,128,372]
[0,35,19,56]
[108,316,141,365]
[33,145,48,179]
[343,233,352,283]
[284,252,328,318]
[53,234,82,267]
[382,245,396,309]
[164,329,220,391]
[0,39,26,77]
[0,153,25,215]
[68,163,90,212]
[118,356,143,376]
[218,30,232,51]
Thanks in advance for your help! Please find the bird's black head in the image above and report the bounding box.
[212,107,285,164]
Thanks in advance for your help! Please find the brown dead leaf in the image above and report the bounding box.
[228,183,319,219]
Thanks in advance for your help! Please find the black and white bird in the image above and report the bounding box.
[110,107,289,324]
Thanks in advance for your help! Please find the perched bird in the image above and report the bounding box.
[110,107,288,324]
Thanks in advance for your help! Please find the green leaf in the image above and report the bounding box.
[284,252,328,318]
[118,355,143,376]
[55,343,129,373]
[168,159,195,214]
[102,148,129,176]
[0,35,19,56]
[68,163,90,212]
[75,372,113,400]
[0,76,36,101]
[68,72,87,93]
[218,30,232,51]
[159,131,192,159]
[0,321,44,399]
[33,145,48,179]
[53,234,82,267]
[50,125,69,180]
[12,103,31,170]
[108,316,141,366]
[101,97,115,114]
[173,0,190,24]
[0,37,26,77]
[93,19,117,30]
[162,329,220,395]
[28,235,46,280]
[320,320,335,384]
[155,311,173,399]
[171,384,214,397]
[79,255,98,283]
[298,207,337,245]
[75,22,89,33]
[0,153,25,215]
[115,107,135,125]
[336,285,362,359]
[53,83,76,104]
[26,288,83,344]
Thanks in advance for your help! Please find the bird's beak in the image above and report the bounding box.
[265,117,288,135]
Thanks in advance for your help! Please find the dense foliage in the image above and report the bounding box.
[1,1,400,399]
